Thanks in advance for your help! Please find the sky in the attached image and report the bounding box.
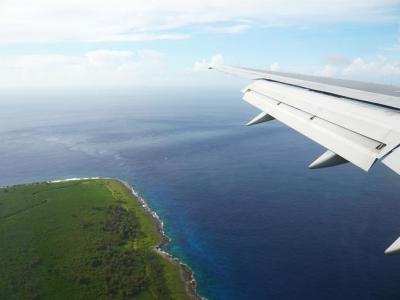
[0,0,399,89]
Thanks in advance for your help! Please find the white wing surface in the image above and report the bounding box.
[211,65,400,175]
[211,65,400,254]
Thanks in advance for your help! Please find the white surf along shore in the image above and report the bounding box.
[47,176,204,300]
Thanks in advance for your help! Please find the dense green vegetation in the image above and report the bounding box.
[0,179,190,300]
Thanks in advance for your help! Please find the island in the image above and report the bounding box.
[0,178,201,300]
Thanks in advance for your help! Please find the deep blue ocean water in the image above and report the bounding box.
[1,87,400,299]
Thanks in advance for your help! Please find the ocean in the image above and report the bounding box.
[1,87,400,299]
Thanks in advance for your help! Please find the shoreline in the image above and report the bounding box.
[47,176,204,300]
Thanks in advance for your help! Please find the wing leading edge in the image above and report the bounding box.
[210,64,400,254]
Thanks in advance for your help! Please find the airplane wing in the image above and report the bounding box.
[210,64,400,254]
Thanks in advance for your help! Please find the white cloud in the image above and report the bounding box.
[315,64,339,77]
[324,54,351,66]
[342,57,400,77]
[0,49,167,88]
[270,62,280,71]
[193,54,224,72]
[0,0,398,43]
[207,24,251,34]
[85,50,134,66]
[315,56,400,83]
[88,33,191,43]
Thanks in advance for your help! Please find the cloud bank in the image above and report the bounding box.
[0,0,398,43]
[0,49,167,88]
[315,56,400,83]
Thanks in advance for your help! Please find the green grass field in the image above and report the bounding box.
[0,179,190,300]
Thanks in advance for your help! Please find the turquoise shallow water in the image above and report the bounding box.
[1,88,400,299]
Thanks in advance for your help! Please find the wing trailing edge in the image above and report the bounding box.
[242,88,382,172]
